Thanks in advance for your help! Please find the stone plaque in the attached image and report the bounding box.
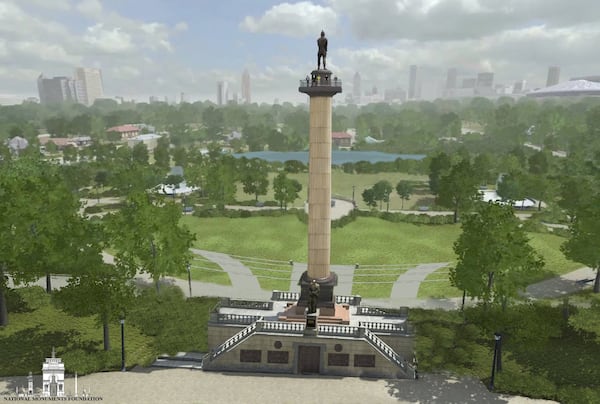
[328,353,349,366]
[267,351,289,364]
[354,354,375,367]
[240,349,261,363]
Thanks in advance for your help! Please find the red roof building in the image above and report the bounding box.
[332,132,352,149]
[106,124,140,139]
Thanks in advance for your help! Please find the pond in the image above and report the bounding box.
[233,151,426,164]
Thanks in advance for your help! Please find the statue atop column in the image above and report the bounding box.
[307,279,320,314]
[317,30,328,70]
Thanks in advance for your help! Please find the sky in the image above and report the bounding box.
[1,0,599,105]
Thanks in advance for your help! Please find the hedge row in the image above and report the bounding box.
[358,209,456,225]
[193,207,301,219]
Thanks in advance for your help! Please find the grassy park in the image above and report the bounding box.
[180,215,582,298]
[234,169,429,211]
[0,286,217,377]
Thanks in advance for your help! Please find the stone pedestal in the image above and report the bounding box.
[296,271,337,316]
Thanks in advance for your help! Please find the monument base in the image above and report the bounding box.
[296,271,337,316]
[278,303,350,325]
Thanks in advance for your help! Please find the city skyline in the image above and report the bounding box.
[1,0,600,105]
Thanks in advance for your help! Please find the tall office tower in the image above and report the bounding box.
[37,74,78,104]
[352,72,361,103]
[74,67,104,106]
[476,72,494,88]
[446,68,458,89]
[180,92,186,103]
[217,81,228,105]
[513,80,527,94]
[408,65,418,99]
[546,66,560,87]
[241,69,251,104]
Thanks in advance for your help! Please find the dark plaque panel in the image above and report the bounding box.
[328,353,349,366]
[267,351,289,364]
[240,349,261,363]
[354,354,376,367]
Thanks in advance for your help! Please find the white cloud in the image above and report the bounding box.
[76,0,102,17]
[83,23,134,53]
[112,66,141,79]
[174,21,188,32]
[22,0,72,11]
[241,2,338,37]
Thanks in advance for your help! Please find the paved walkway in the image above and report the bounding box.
[0,370,557,404]
[11,249,595,309]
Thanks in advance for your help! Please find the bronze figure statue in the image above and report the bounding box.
[307,279,320,314]
[317,30,328,70]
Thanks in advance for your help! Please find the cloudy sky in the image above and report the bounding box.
[1,0,599,105]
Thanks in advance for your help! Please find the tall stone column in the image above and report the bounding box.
[297,70,342,315]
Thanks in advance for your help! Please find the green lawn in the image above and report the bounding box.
[352,265,409,298]
[182,215,584,299]
[176,255,231,285]
[236,257,292,291]
[0,287,155,376]
[0,286,218,377]
[234,169,429,211]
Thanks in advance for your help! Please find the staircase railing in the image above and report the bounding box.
[363,328,416,378]
[204,322,258,364]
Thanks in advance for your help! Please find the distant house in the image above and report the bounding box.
[38,135,77,151]
[332,132,352,149]
[106,124,140,140]
[127,133,161,151]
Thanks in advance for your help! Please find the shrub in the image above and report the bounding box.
[83,206,102,214]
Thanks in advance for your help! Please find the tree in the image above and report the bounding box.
[153,137,171,170]
[0,158,102,325]
[172,146,188,167]
[273,172,301,210]
[396,181,413,210]
[428,152,451,195]
[373,180,393,211]
[561,195,600,293]
[132,142,149,165]
[105,192,195,293]
[53,263,134,351]
[362,188,377,209]
[437,159,481,223]
[239,158,269,201]
[451,202,544,308]
[62,145,78,164]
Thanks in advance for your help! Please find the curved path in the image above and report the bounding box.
[11,247,594,310]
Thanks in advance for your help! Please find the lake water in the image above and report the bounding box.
[233,151,426,164]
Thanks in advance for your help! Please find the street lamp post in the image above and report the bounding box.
[352,185,356,204]
[488,332,502,390]
[120,317,126,372]
[186,262,192,298]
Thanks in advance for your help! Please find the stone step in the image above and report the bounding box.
[152,358,203,369]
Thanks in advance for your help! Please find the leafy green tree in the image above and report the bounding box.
[62,145,78,163]
[204,153,237,207]
[54,263,134,351]
[373,180,393,211]
[273,172,302,210]
[496,172,528,208]
[153,137,171,170]
[451,202,544,308]
[561,195,600,293]
[172,146,188,167]
[105,192,195,293]
[428,152,452,195]
[0,159,102,325]
[437,159,480,223]
[239,158,269,201]
[132,142,149,165]
[362,188,377,209]
[396,181,413,210]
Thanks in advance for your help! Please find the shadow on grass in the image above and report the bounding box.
[386,373,510,404]
[0,326,80,377]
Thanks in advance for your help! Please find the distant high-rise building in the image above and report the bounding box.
[241,70,251,104]
[546,66,560,87]
[476,72,494,88]
[180,92,186,103]
[74,67,104,106]
[462,78,477,88]
[37,74,78,104]
[353,72,361,103]
[513,80,527,94]
[446,68,458,89]
[408,65,418,99]
[217,81,228,105]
